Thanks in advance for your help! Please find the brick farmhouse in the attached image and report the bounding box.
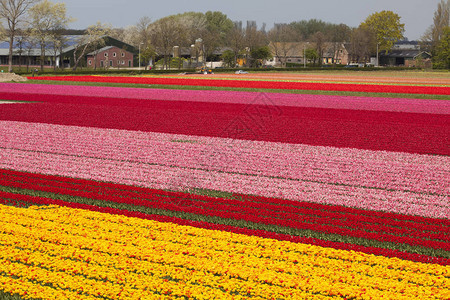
[87,46,134,69]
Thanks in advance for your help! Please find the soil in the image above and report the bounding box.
[0,73,27,82]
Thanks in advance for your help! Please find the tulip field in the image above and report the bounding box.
[0,72,449,299]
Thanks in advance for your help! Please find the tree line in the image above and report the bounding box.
[0,0,448,72]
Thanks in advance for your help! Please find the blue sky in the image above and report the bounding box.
[56,0,441,40]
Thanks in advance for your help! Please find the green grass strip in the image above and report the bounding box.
[0,290,25,300]
[20,80,450,100]
[0,185,448,259]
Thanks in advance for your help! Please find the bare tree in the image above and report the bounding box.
[329,24,351,65]
[177,12,206,44]
[135,16,152,46]
[0,0,39,72]
[421,0,449,53]
[21,27,35,71]
[49,34,66,70]
[268,23,298,67]
[226,21,245,67]
[72,22,111,70]
[29,0,73,71]
[312,31,325,65]
[150,16,184,69]
[349,25,375,63]
[244,21,267,67]
[13,27,26,69]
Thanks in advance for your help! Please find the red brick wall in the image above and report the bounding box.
[87,46,134,68]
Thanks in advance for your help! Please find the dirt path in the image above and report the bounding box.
[0,73,27,82]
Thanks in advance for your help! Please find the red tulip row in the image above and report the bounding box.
[0,190,448,266]
[2,168,447,229]
[28,76,450,95]
[1,93,448,155]
[3,168,446,228]
[1,169,448,251]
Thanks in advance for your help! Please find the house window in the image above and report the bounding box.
[121,52,125,57]
[113,52,117,57]
[100,61,104,67]
[128,60,131,67]
[110,60,113,66]
[104,53,108,57]
[88,60,92,65]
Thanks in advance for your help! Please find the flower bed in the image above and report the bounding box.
[0,93,449,155]
[0,168,449,265]
[2,82,449,114]
[0,77,449,299]
[28,75,450,95]
[0,204,448,299]
[0,121,448,219]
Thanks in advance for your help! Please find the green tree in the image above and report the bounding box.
[221,49,236,68]
[290,19,332,40]
[203,11,233,66]
[139,45,156,70]
[250,46,272,67]
[433,26,450,69]
[361,10,405,53]
[205,11,233,38]
[304,48,318,65]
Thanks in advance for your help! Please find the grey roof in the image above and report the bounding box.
[380,49,431,59]
[86,46,115,56]
[0,35,107,57]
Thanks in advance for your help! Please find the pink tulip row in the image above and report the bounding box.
[1,83,449,114]
[1,120,447,194]
[0,121,448,219]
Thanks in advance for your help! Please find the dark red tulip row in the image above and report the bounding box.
[2,168,448,229]
[1,169,448,251]
[0,190,448,266]
[1,93,448,155]
[3,168,447,228]
[28,76,450,95]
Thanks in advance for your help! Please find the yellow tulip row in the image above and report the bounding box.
[0,204,448,300]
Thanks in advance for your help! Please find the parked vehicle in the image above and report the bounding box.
[235,70,248,74]
[199,67,213,74]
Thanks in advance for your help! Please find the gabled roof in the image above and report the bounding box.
[0,35,136,57]
[86,46,115,56]
[380,49,429,59]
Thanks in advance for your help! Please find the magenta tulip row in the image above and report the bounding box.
[1,82,449,114]
[0,121,448,219]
